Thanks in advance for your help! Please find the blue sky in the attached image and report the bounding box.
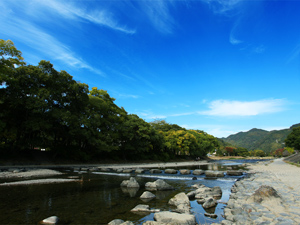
[1,0,299,138]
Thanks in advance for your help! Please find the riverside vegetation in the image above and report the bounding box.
[0,39,219,163]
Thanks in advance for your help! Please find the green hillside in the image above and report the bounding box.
[221,123,300,154]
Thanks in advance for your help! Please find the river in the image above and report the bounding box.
[0,159,268,224]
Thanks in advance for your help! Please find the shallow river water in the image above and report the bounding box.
[0,159,267,225]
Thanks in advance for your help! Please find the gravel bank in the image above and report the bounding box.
[219,158,300,225]
[0,178,79,186]
[0,169,63,179]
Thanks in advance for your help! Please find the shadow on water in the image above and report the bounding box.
[0,159,269,224]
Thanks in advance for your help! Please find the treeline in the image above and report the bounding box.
[0,39,219,161]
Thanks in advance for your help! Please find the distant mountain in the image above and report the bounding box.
[220,123,300,154]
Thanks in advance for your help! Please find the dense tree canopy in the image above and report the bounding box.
[0,39,219,162]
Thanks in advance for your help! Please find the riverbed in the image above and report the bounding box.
[0,159,267,224]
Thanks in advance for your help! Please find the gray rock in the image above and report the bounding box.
[142,222,167,225]
[131,204,150,212]
[122,169,134,173]
[154,211,196,225]
[203,198,217,209]
[227,170,243,176]
[140,191,156,199]
[221,220,233,225]
[164,169,177,174]
[169,192,190,207]
[41,216,59,224]
[127,177,140,188]
[150,169,162,174]
[120,222,134,225]
[179,169,191,175]
[173,204,190,214]
[248,185,281,203]
[135,169,145,174]
[204,213,218,218]
[120,177,139,188]
[108,219,125,225]
[186,191,196,199]
[192,169,204,175]
[205,170,224,177]
[145,179,174,191]
[211,186,222,197]
[99,167,111,172]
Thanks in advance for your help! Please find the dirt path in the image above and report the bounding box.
[248,158,300,192]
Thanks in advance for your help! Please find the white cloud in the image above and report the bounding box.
[230,35,243,45]
[138,1,175,34]
[200,99,286,116]
[35,0,136,34]
[202,0,243,14]
[0,15,105,76]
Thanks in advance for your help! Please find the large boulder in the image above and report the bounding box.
[154,211,196,225]
[145,179,174,191]
[131,204,160,213]
[247,185,281,204]
[169,192,190,207]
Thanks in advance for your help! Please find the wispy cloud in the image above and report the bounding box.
[200,99,286,116]
[0,13,105,76]
[35,0,136,34]
[229,22,243,45]
[287,42,300,63]
[202,0,243,15]
[138,1,175,34]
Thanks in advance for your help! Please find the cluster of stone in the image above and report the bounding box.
[108,178,224,225]
[216,173,300,225]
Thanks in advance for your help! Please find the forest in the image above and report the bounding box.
[0,39,219,162]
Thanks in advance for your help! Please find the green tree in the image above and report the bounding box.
[254,149,265,157]
[285,127,300,150]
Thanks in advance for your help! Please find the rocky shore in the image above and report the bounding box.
[220,158,300,225]
[108,158,300,225]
